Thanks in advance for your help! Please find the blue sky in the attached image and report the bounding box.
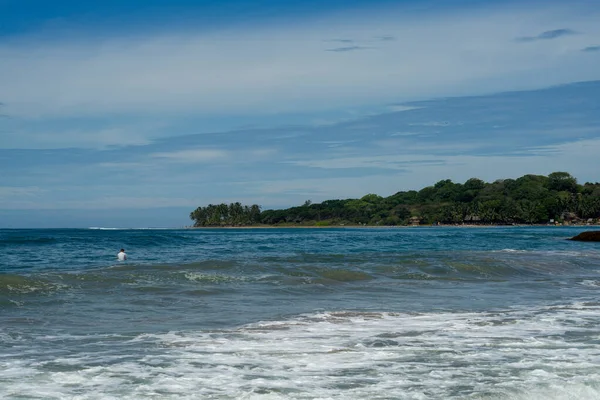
[1,0,599,228]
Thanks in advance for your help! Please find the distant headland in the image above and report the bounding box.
[189,172,600,228]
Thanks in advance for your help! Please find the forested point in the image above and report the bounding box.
[189,172,600,227]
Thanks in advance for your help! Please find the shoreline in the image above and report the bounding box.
[186,223,600,229]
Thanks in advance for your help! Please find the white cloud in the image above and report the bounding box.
[389,131,422,137]
[275,137,600,196]
[247,148,278,158]
[0,126,155,149]
[0,196,197,210]
[386,106,422,112]
[398,138,600,187]
[149,147,278,164]
[285,154,422,170]
[232,175,402,200]
[150,149,230,163]
[97,162,149,169]
[0,2,599,119]
[3,137,599,211]
[0,186,44,197]
[408,121,454,127]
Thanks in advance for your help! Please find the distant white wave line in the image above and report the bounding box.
[498,248,529,253]
[2,301,600,399]
[495,248,600,257]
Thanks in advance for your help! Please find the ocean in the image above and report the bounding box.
[1,226,599,399]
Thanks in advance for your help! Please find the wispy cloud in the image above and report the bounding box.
[408,121,453,127]
[389,131,422,137]
[1,3,599,121]
[0,186,43,197]
[97,162,148,169]
[387,105,421,112]
[150,149,229,163]
[0,125,156,149]
[516,28,577,42]
[231,175,404,200]
[325,39,354,43]
[248,148,278,158]
[2,80,600,217]
[2,3,600,227]
[326,45,372,52]
[285,154,444,170]
[147,147,275,164]
[0,196,198,210]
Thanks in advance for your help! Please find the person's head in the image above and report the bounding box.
[120,248,125,252]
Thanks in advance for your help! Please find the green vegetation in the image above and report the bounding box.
[189,172,600,227]
[189,202,262,227]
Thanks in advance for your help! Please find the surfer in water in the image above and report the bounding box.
[117,249,127,261]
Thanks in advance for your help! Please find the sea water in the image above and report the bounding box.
[1,226,600,399]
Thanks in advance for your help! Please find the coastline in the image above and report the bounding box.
[186,223,600,229]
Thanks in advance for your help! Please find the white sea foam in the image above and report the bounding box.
[579,280,600,287]
[497,248,528,253]
[184,272,246,284]
[1,302,600,399]
[495,248,600,258]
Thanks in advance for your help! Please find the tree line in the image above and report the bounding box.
[189,172,600,227]
[189,202,262,227]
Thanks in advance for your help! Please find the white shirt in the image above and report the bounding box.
[117,251,127,261]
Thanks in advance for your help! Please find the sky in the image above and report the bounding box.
[0,0,599,228]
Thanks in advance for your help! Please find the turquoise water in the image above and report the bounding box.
[1,227,600,399]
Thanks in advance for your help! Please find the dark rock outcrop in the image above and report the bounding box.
[569,231,600,242]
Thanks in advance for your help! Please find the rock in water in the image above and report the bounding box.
[569,231,600,242]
